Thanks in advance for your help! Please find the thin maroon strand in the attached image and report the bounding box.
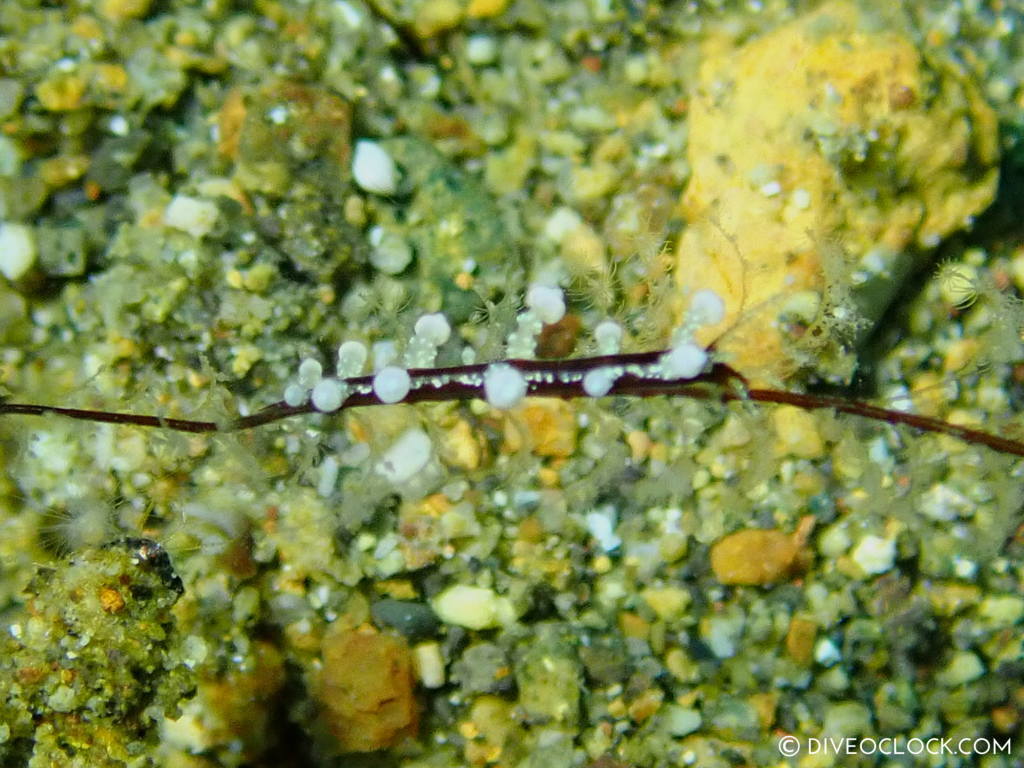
[2,349,1022,458]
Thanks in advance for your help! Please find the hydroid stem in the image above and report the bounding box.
[3,350,1023,458]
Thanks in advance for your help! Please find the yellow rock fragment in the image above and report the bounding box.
[230,344,262,377]
[36,75,85,111]
[922,582,982,617]
[413,0,463,38]
[466,0,508,18]
[99,0,152,22]
[92,63,128,92]
[618,611,649,640]
[241,263,275,293]
[658,532,688,564]
[640,586,691,622]
[318,627,418,753]
[463,696,514,764]
[507,397,577,458]
[771,405,825,459]
[628,688,664,722]
[570,162,619,202]
[675,0,999,383]
[785,616,817,665]
[97,586,125,613]
[710,518,814,586]
[625,430,652,462]
[39,155,90,187]
[71,15,105,41]
[439,418,481,470]
[748,692,779,729]
[943,338,979,374]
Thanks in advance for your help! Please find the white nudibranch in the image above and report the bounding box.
[483,363,527,410]
[373,366,412,404]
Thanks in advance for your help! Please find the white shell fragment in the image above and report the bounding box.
[851,535,896,575]
[585,506,621,552]
[373,366,412,404]
[164,195,220,239]
[412,641,446,688]
[368,225,413,274]
[375,428,432,484]
[430,585,515,630]
[352,139,398,195]
[483,363,527,409]
[0,222,37,280]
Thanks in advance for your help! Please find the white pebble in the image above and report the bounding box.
[352,139,398,195]
[414,312,451,345]
[164,195,220,239]
[814,637,842,666]
[659,343,708,379]
[465,35,498,65]
[583,367,617,397]
[791,188,812,210]
[689,289,725,326]
[543,207,583,243]
[0,222,36,280]
[430,585,515,630]
[311,378,346,412]
[851,535,896,575]
[412,641,446,688]
[297,358,323,387]
[483,363,527,410]
[373,366,412,404]
[336,340,368,377]
[317,455,340,497]
[594,320,623,355]
[375,428,432,484]
[368,226,413,274]
[585,506,621,551]
[526,284,566,324]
